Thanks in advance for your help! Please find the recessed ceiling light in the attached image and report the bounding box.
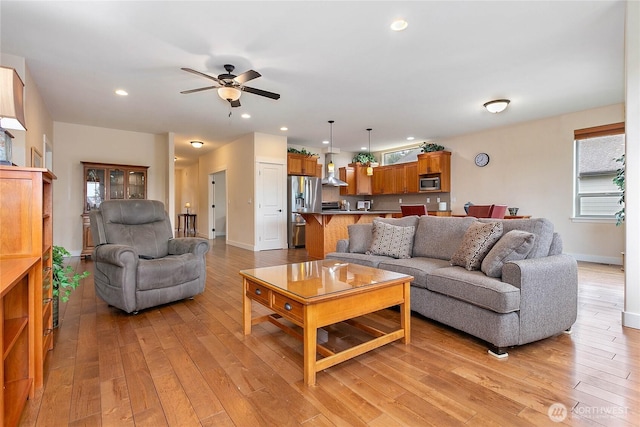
[280,127,288,131]
[115,89,128,96]
[322,140,329,145]
[190,141,204,148]
[241,113,251,119]
[390,19,408,31]
[406,136,415,141]
[361,146,367,150]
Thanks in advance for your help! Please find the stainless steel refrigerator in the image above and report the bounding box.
[288,175,322,248]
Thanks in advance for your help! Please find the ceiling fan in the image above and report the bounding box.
[180,64,280,107]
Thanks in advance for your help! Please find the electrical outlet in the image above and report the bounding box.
[437,197,441,203]
[426,198,430,203]
[399,198,403,204]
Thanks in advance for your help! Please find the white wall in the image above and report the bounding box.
[52,122,170,254]
[440,103,625,264]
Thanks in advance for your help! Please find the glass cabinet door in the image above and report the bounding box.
[85,168,105,211]
[128,171,146,199]
[110,169,125,199]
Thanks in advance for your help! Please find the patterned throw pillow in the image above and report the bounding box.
[366,220,416,259]
[450,221,503,270]
[481,230,536,277]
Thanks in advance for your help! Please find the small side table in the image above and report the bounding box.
[177,213,197,236]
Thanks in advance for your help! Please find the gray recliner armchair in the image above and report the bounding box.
[89,200,209,314]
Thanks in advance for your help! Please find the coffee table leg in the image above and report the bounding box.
[401,281,411,344]
[243,278,252,335]
[303,311,318,386]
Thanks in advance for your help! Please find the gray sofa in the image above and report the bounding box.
[326,215,577,357]
[90,200,209,314]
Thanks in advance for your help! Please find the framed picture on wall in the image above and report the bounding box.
[31,147,42,168]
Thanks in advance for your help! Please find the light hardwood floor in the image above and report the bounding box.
[19,240,639,426]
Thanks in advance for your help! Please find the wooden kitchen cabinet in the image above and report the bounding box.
[339,163,372,195]
[417,151,451,193]
[0,166,56,426]
[417,151,450,174]
[404,162,419,193]
[81,161,148,258]
[372,165,395,195]
[287,153,319,176]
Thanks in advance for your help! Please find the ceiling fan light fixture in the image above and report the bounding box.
[217,86,241,102]
[190,140,204,148]
[483,99,510,113]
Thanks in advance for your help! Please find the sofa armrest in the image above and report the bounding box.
[169,237,210,256]
[502,254,578,345]
[335,238,349,253]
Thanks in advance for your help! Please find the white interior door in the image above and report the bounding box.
[257,162,286,250]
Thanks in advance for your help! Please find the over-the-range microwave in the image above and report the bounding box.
[419,176,440,191]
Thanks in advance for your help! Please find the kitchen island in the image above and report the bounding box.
[299,210,398,259]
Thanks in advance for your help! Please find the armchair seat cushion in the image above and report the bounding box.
[137,253,201,291]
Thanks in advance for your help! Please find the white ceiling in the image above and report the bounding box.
[1,1,625,168]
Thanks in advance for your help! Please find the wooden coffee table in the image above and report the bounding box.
[240,260,413,386]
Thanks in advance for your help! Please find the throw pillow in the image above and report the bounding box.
[348,223,373,253]
[450,221,503,270]
[366,220,416,259]
[481,230,536,277]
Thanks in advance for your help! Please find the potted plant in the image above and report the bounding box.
[52,245,90,327]
[352,152,377,165]
[420,142,445,153]
[287,147,317,156]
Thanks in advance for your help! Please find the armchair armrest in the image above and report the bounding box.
[92,244,139,313]
[93,244,139,267]
[169,237,210,256]
[335,239,349,253]
[502,254,578,345]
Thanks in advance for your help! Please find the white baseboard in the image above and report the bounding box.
[566,252,623,266]
[622,311,640,329]
[226,239,257,251]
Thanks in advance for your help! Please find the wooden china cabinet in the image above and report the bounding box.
[81,162,148,259]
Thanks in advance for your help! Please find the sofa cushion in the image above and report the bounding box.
[376,215,420,228]
[480,218,554,258]
[451,221,503,270]
[325,252,393,268]
[367,220,416,259]
[348,223,373,253]
[428,267,521,314]
[412,216,477,260]
[481,230,536,278]
[378,257,451,289]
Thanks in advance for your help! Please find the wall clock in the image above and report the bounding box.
[475,152,490,167]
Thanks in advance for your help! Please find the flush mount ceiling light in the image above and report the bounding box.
[483,99,510,113]
[390,19,408,31]
[190,140,204,148]
[217,86,241,102]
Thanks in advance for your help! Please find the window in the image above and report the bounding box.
[383,146,422,165]
[574,123,625,218]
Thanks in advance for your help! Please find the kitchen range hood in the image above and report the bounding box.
[321,120,348,187]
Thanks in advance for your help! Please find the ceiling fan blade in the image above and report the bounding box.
[242,86,281,100]
[180,86,219,94]
[233,69,261,84]
[181,67,222,84]
[230,99,241,108]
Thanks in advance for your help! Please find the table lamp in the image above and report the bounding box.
[185,202,190,214]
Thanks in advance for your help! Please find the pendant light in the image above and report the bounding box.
[366,128,374,176]
[321,120,348,186]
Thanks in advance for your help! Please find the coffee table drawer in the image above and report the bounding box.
[272,293,303,323]
[246,281,271,305]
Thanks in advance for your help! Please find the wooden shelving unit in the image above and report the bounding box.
[0,166,55,426]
